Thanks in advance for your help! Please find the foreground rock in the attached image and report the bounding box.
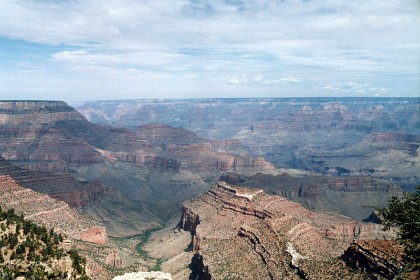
[112,271,173,280]
[181,182,396,279]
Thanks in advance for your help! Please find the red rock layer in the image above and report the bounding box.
[0,175,107,245]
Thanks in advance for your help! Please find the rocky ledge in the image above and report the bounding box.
[181,182,396,279]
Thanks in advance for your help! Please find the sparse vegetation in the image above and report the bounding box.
[0,205,89,279]
[134,228,163,272]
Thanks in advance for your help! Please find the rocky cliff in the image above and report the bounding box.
[0,101,86,124]
[0,155,111,208]
[342,240,405,279]
[181,182,395,279]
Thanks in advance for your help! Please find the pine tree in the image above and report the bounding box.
[379,186,420,266]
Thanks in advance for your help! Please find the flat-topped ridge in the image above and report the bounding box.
[0,100,86,124]
[0,100,72,111]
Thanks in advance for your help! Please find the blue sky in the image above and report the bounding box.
[0,0,419,101]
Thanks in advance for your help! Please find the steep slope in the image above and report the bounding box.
[0,175,106,245]
[180,182,396,279]
[220,172,403,220]
[0,156,109,208]
[0,206,89,279]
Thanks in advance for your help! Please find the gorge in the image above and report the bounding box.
[0,98,418,279]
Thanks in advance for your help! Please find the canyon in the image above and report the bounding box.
[77,98,419,191]
[0,99,417,278]
[0,101,274,237]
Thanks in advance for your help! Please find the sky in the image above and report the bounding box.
[0,0,419,102]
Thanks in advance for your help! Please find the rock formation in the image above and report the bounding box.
[0,155,111,208]
[106,249,123,268]
[181,182,396,279]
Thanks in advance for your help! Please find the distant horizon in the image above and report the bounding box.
[0,1,419,101]
[1,95,419,108]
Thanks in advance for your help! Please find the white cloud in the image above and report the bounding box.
[0,0,419,100]
[317,82,387,96]
[280,76,301,83]
[227,74,302,86]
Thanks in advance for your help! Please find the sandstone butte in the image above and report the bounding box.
[0,175,107,245]
[180,181,400,279]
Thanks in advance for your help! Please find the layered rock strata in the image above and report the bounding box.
[0,101,273,174]
[0,175,107,245]
[342,240,405,279]
[181,182,395,279]
[0,155,111,208]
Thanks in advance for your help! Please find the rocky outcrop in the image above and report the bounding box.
[105,249,123,268]
[180,206,200,233]
[0,101,86,124]
[342,240,405,279]
[0,175,107,245]
[181,182,394,279]
[79,227,108,245]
